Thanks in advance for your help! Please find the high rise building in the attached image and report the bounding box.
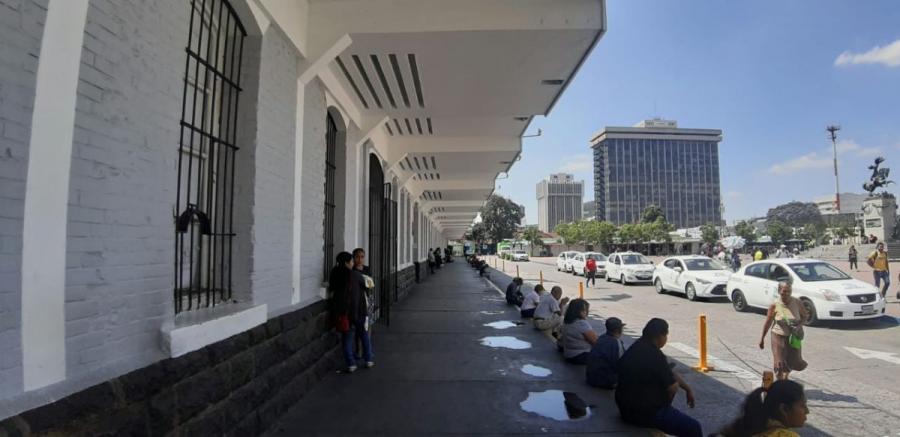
[591,119,723,228]
[536,173,584,232]
[583,200,596,220]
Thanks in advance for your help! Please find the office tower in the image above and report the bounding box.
[536,173,584,232]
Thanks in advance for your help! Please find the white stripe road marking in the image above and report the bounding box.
[666,342,760,381]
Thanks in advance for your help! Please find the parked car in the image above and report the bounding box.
[571,252,608,277]
[511,250,529,261]
[726,258,886,325]
[605,252,654,285]
[653,256,732,301]
[556,251,579,272]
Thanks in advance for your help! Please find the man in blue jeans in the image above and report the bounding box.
[615,318,701,437]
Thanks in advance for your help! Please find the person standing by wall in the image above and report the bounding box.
[867,242,891,298]
[329,252,374,373]
[848,245,858,271]
[759,281,808,381]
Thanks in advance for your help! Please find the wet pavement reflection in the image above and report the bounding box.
[519,390,592,421]
[521,364,552,377]
[479,336,532,349]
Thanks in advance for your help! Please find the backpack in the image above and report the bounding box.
[586,258,596,271]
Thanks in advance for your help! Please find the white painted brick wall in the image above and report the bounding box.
[0,0,48,399]
[299,82,327,301]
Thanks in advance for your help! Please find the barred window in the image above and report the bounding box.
[174,0,246,313]
[323,113,337,279]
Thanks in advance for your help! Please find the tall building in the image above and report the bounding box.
[536,173,584,232]
[591,119,723,228]
[583,200,596,219]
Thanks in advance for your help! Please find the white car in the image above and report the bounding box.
[570,252,608,277]
[511,250,529,261]
[606,252,655,285]
[556,251,579,272]
[653,256,733,301]
[726,258,886,325]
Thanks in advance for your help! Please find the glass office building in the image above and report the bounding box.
[536,173,584,233]
[591,119,723,228]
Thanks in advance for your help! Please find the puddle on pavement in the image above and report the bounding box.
[480,310,505,315]
[521,364,552,377]
[519,390,592,421]
[483,321,524,329]
[479,336,531,349]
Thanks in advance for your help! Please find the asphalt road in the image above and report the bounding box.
[486,255,900,436]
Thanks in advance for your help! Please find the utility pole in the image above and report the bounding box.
[827,125,841,213]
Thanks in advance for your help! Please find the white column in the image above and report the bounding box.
[21,0,90,391]
[291,82,306,304]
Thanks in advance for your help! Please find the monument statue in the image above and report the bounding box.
[862,156,894,195]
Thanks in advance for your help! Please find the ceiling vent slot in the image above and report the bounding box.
[369,54,397,108]
[422,157,429,170]
[437,191,443,200]
[435,172,440,180]
[426,118,433,134]
[393,119,404,135]
[416,173,422,180]
[415,118,423,135]
[384,123,394,136]
[413,156,422,170]
[404,118,413,135]
[398,160,406,170]
[351,55,382,108]
[408,54,425,107]
[404,156,413,170]
[335,56,368,109]
[430,156,437,169]
[388,54,411,107]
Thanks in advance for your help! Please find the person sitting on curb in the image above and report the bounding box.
[616,318,701,437]
[717,380,808,437]
[533,285,570,337]
[506,277,524,305]
[519,284,542,318]
[586,317,626,389]
[560,299,598,364]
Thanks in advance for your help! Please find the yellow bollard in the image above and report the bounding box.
[540,270,544,285]
[516,265,520,278]
[579,282,584,299]
[692,314,714,372]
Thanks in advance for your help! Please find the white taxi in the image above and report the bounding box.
[606,252,655,285]
[653,256,732,301]
[726,258,886,325]
[570,252,608,277]
[556,251,579,272]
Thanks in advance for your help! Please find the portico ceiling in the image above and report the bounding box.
[290,0,607,239]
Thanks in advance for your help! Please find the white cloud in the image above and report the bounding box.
[768,152,831,175]
[835,39,900,67]
[557,154,592,173]
[833,139,882,158]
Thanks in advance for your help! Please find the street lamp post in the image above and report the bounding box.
[827,125,841,213]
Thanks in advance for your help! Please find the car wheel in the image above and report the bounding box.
[685,283,698,301]
[621,274,628,285]
[800,298,818,326]
[731,290,748,312]
[655,278,665,294]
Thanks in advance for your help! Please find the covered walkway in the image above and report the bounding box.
[268,260,643,436]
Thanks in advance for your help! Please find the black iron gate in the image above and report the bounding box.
[385,183,398,305]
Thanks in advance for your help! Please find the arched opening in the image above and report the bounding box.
[368,155,395,324]
[322,109,348,279]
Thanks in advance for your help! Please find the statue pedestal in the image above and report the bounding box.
[862,196,897,243]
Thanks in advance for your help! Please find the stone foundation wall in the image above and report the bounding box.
[0,302,339,436]
[396,264,416,302]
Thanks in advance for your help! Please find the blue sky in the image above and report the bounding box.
[497,0,900,226]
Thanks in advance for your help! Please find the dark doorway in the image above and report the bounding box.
[368,155,395,325]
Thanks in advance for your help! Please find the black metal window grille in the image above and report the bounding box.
[323,113,337,280]
[175,0,246,313]
[386,184,398,304]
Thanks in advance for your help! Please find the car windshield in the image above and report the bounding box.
[789,262,851,282]
[684,258,728,271]
[587,253,607,262]
[621,254,651,265]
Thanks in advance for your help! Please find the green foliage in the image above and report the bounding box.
[555,222,573,248]
[734,221,756,242]
[465,222,487,244]
[766,220,793,244]
[641,204,666,224]
[766,201,824,227]
[521,226,542,256]
[700,223,719,244]
[479,195,525,243]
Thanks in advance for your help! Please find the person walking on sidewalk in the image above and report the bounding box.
[585,255,598,287]
[718,380,808,437]
[848,245,858,271]
[534,286,569,337]
[759,281,808,381]
[867,242,891,299]
[616,318,701,437]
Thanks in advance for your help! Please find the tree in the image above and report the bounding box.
[583,221,617,252]
[700,223,719,245]
[641,204,666,224]
[555,222,573,249]
[479,195,524,243]
[617,223,638,250]
[734,221,757,243]
[801,223,826,246]
[767,220,793,244]
[766,201,824,227]
[521,226,543,256]
[465,222,487,246]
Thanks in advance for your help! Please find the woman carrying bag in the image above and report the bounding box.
[328,251,374,373]
[758,281,808,381]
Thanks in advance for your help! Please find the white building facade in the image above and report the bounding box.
[0,0,605,433]
[536,173,584,232]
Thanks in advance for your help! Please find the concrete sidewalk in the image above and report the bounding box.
[267,259,645,436]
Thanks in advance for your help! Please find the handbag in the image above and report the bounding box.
[335,314,350,332]
[775,300,804,349]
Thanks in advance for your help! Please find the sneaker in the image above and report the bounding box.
[347,365,357,373]
[365,361,375,369]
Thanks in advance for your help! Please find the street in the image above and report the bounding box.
[485,255,900,436]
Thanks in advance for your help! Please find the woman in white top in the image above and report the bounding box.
[519,284,543,318]
[759,281,808,380]
[561,298,598,364]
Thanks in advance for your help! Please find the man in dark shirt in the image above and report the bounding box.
[615,318,701,437]
[505,277,523,305]
[586,317,626,389]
